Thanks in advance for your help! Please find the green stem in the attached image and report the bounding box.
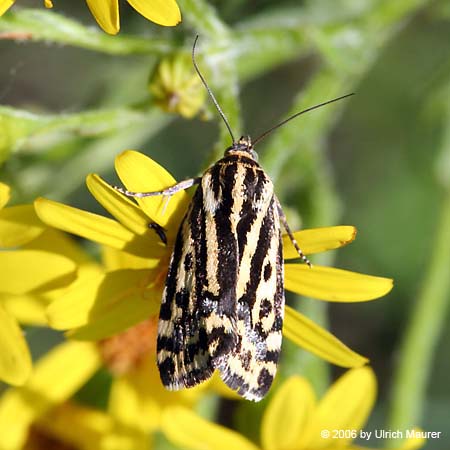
[0,9,174,55]
[177,0,229,37]
[0,105,161,162]
[388,190,450,435]
[232,28,311,82]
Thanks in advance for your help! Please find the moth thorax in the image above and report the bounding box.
[225,135,258,161]
[98,318,157,375]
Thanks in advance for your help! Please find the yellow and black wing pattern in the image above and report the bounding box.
[157,149,284,401]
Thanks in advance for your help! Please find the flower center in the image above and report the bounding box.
[98,318,158,375]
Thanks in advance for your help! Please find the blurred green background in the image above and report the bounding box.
[1,0,449,449]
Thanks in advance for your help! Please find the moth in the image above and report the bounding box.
[115,37,352,401]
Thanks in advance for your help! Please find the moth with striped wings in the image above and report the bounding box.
[114,37,352,401]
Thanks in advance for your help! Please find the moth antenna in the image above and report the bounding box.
[192,35,236,144]
[252,93,355,146]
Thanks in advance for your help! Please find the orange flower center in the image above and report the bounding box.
[98,318,158,375]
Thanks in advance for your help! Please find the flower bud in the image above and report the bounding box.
[149,53,206,119]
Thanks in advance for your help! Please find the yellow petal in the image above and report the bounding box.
[85,0,120,35]
[0,305,31,386]
[24,228,95,266]
[0,341,100,450]
[87,173,155,238]
[114,150,190,233]
[161,406,259,450]
[109,372,160,433]
[0,205,45,247]
[35,197,165,259]
[0,182,10,209]
[102,430,149,450]
[261,376,316,450]
[109,356,163,432]
[26,341,100,402]
[127,0,181,26]
[45,263,103,327]
[207,371,242,400]
[22,228,105,324]
[69,288,160,340]
[1,293,48,325]
[2,229,96,326]
[0,250,76,295]
[285,264,393,302]
[305,367,376,448]
[102,245,161,271]
[283,226,357,258]
[110,355,203,433]
[35,402,112,450]
[283,306,368,368]
[0,0,14,15]
[44,0,53,7]
[396,429,427,450]
[47,268,159,334]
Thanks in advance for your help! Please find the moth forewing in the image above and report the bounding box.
[156,169,238,390]
[154,141,287,401]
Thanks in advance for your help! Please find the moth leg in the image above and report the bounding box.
[276,197,312,268]
[113,177,201,198]
[161,196,171,216]
[148,222,167,244]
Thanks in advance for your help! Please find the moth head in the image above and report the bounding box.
[225,135,259,161]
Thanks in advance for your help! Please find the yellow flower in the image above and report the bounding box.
[0,183,77,386]
[0,340,150,450]
[161,368,425,450]
[0,0,181,35]
[34,151,393,381]
[1,194,224,433]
